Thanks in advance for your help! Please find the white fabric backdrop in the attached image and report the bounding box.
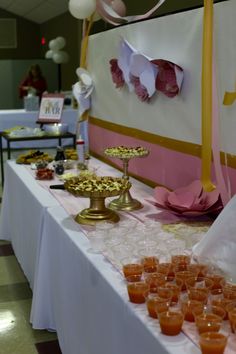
[87,0,236,154]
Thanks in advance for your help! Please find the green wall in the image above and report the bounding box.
[40,12,81,91]
[0,8,40,59]
[126,0,226,15]
[0,9,80,92]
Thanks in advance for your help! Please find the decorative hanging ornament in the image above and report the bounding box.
[110,38,184,102]
[72,67,94,119]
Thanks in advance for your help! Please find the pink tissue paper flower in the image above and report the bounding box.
[152,59,183,98]
[153,180,223,217]
[130,75,150,102]
[109,58,125,88]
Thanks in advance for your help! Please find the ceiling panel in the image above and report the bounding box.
[6,0,43,16]
[0,0,69,23]
[0,0,14,9]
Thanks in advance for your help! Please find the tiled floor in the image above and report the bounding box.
[0,148,62,354]
[0,241,62,354]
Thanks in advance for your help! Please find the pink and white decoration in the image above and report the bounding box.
[68,0,167,24]
[153,180,223,217]
[110,38,184,102]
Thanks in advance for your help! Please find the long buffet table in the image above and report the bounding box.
[0,159,201,354]
[0,108,78,148]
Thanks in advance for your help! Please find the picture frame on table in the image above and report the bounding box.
[37,93,65,124]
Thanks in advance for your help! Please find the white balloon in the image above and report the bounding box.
[53,51,69,64]
[52,51,63,64]
[69,0,96,19]
[49,39,60,50]
[45,49,53,59]
[56,36,66,50]
[60,51,70,63]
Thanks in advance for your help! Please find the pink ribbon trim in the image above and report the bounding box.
[96,0,167,26]
[212,55,230,206]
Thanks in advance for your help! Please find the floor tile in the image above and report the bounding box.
[0,256,27,286]
[0,282,32,303]
[35,340,62,354]
[0,299,57,354]
[0,244,14,256]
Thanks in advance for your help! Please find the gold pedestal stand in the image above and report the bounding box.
[74,196,120,225]
[109,158,143,211]
[109,189,142,211]
[64,176,131,226]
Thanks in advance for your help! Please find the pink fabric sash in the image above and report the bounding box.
[212,54,230,206]
[96,0,167,26]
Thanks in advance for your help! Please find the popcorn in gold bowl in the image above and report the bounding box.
[104,145,149,159]
[64,176,131,225]
[64,176,131,198]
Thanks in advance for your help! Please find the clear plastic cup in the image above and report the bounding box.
[195,313,222,334]
[158,311,184,336]
[127,281,149,304]
[199,332,227,354]
[146,294,170,319]
[88,231,107,252]
[181,299,204,322]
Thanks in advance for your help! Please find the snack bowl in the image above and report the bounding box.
[104,145,149,159]
[64,176,131,198]
[16,150,53,164]
[36,168,54,180]
[35,160,48,170]
[64,176,131,225]
[62,159,76,170]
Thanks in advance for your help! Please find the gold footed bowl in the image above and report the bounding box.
[74,196,120,225]
[104,146,149,211]
[64,176,131,225]
[109,190,143,211]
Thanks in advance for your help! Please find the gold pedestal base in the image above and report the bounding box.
[74,196,120,225]
[109,190,143,211]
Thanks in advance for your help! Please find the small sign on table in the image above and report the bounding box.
[37,93,64,124]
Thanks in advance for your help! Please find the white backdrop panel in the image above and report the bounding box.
[87,0,236,154]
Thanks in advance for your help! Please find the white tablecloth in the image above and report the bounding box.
[0,159,200,354]
[0,161,59,288]
[31,205,200,354]
[0,108,78,148]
